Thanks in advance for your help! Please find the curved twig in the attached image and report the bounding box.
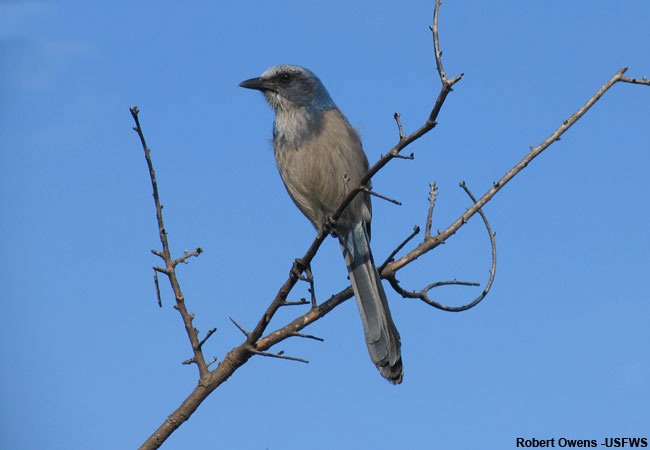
[389,181,497,312]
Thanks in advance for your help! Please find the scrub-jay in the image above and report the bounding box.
[240,65,403,384]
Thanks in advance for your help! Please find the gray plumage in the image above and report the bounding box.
[240,64,403,384]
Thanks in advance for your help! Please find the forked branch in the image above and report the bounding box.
[136,1,648,448]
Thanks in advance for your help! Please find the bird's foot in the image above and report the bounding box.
[323,215,338,238]
[291,258,311,282]
[291,258,317,308]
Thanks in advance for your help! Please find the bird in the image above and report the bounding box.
[240,64,403,384]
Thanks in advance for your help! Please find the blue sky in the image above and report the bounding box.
[1,1,649,449]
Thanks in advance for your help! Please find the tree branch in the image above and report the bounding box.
[130,106,210,380]
[135,1,648,447]
[382,66,641,277]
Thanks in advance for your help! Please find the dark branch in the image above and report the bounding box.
[252,349,309,364]
[393,112,406,140]
[378,225,421,273]
[425,182,438,238]
[291,332,325,342]
[173,247,203,266]
[153,269,162,308]
[362,187,402,206]
[229,317,249,338]
[130,106,210,382]
[197,328,217,349]
[280,299,310,307]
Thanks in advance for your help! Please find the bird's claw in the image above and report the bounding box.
[323,216,338,237]
[291,258,315,283]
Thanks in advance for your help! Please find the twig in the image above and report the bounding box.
[386,66,644,275]
[386,181,496,312]
[280,299,310,307]
[229,317,249,338]
[425,182,438,238]
[197,328,217,349]
[153,269,162,307]
[130,106,210,381]
[394,112,406,140]
[252,349,309,364]
[378,225,421,273]
[620,75,650,85]
[362,187,402,205]
[393,152,415,160]
[291,332,325,342]
[174,247,203,266]
[425,280,480,289]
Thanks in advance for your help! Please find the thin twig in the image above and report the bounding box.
[174,247,203,266]
[229,317,249,337]
[252,349,309,364]
[387,181,496,312]
[153,269,162,307]
[620,75,650,85]
[197,328,217,349]
[130,106,210,381]
[378,225,421,273]
[291,332,325,342]
[280,299,310,307]
[362,187,402,205]
[425,182,438,238]
[394,112,406,140]
[425,280,480,289]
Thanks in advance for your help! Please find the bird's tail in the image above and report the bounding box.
[339,222,403,384]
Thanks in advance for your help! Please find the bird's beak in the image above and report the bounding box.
[239,77,268,91]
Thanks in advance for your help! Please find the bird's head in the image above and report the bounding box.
[239,64,336,113]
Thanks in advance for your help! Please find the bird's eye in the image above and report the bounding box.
[280,73,291,83]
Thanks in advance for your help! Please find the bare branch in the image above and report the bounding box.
[455,181,497,310]
[291,332,325,342]
[252,349,309,364]
[425,182,438,238]
[173,247,203,266]
[425,280,480,289]
[386,66,645,275]
[385,181,496,312]
[362,187,402,206]
[393,112,406,140]
[280,299,310,307]
[229,317,249,338]
[153,269,162,308]
[392,152,415,160]
[131,107,211,383]
[135,1,649,445]
[197,328,217,350]
[620,75,650,85]
[378,225,421,273]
